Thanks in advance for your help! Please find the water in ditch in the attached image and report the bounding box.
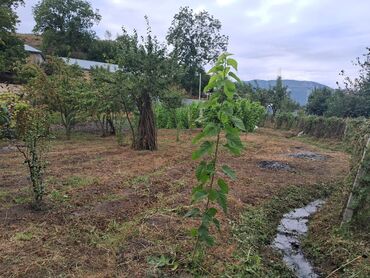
[272,199,325,278]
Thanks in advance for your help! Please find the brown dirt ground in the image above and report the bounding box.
[0,128,349,277]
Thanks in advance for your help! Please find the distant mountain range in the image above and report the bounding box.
[245,79,330,105]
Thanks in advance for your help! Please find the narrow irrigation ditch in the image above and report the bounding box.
[272,199,325,278]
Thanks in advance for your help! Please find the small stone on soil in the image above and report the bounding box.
[289,151,327,161]
[258,160,294,171]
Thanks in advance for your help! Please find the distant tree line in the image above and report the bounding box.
[236,76,300,115]
[306,48,370,118]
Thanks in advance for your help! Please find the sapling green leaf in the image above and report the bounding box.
[222,165,236,180]
[185,208,201,218]
[192,140,214,160]
[229,72,241,82]
[231,116,246,131]
[227,58,238,70]
[217,191,227,213]
[217,178,229,194]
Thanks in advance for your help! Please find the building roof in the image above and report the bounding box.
[61,57,119,73]
[23,44,119,72]
[24,44,42,54]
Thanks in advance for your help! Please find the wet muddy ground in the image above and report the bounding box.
[0,128,349,277]
[273,199,325,278]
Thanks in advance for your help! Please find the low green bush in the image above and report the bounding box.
[0,92,29,139]
[275,113,347,139]
[236,99,266,132]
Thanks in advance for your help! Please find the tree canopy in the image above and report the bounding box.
[115,21,177,150]
[307,48,370,118]
[306,87,333,116]
[0,0,26,74]
[32,0,101,57]
[167,6,228,95]
[26,56,87,139]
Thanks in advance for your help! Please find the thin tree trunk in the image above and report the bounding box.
[107,115,115,135]
[66,126,71,140]
[174,110,180,142]
[121,98,136,148]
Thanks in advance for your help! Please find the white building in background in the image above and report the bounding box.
[24,44,45,64]
[60,57,118,73]
[23,44,119,73]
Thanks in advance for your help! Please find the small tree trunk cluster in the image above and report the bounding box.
[134,92,157,151]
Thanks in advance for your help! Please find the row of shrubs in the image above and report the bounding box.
[272,112,370,153]
[273,112,347,139]
[155,99,266,132]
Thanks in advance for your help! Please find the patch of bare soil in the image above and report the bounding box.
[0,128,349,277]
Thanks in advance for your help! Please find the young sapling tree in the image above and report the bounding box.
[161,86,184,142]
[15,106,50,209]
[187,53,245,256]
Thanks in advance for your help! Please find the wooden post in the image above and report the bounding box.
[341,135,370,225]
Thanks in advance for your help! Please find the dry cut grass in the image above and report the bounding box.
[0,128,349,277]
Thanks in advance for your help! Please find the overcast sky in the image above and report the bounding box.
[16,0,370,87]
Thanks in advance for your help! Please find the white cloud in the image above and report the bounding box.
[215,0,237,7]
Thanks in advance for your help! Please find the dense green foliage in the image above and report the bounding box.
[115,22,177,150]
[274,113,346,139]
[159,86,185,141]
[270,76,287,115]
[0,0,26,73]
[306,48,370,118]
[0,92,28,138]
[353,145,370,230]
[82,67,120,136]
[235,99,266,132]
[239,77,299,114]
[33,0,101,57]
[26,57,87,139]
[325,90,370,118]
[155,102,201,130]
[306,87,333,116]
[167,6,228,95]
[156,99,265,133]
[87,36,117,63]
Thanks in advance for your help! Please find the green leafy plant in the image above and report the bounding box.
[187,53,245,254]
[155,102,202,130]
[160,86,184,141]
[15,106,50,208]
[27,57,87,139]
[147,255,179,271]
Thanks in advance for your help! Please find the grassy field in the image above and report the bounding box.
[0,128,349,277]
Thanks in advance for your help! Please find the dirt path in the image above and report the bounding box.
[0,128,349,277]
